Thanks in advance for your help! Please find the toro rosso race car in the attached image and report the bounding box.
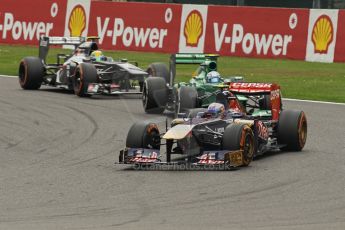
[119,82,307,169]
[18,36,147,96]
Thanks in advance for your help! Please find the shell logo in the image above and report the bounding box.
[311,15,333,54]
[183,10,203,47]
[68,4,86,37]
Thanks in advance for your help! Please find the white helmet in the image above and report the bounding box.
[206,71,221,83]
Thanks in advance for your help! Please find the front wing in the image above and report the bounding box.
[118,148,244,170]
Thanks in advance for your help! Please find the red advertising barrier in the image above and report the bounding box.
[1,0,345,63]
[334,10,345,62]
[204,6,309,59]
[88,1,181,53]
[0,0,67,45]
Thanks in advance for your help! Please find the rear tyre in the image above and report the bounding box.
[177,86,198,114]
[147,63,170,84]
[18,57,44,90]
[142,77,168,114]
[223,123,255,166]
[126,121,161,149]
[259,95,271,110]
[278,110,307,151]
[73,63,98,97]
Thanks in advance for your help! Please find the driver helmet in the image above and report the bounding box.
[206,71,221,83]
[207,102,225,118]
[90,50,106,61]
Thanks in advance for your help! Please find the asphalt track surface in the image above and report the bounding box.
[0,76,344,230]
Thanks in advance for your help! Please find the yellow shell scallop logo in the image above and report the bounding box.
[68,5,86,37]
[184,10,203,47]
[311,15,333,54]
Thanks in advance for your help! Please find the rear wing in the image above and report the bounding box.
[229,82,281,121]
[39,36,86,62]
[169,53,219,86]
[174,53,219,64]
[229,82,279,94]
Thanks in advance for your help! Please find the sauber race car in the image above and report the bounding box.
[18,36,147,96]
[142,53,244,114]
[119,82,307,169]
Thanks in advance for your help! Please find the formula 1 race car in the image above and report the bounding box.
[119,82,307,169]
[18,36,148,96]
[142,53,244,114]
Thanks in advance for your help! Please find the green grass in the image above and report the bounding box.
[1,44,345,103]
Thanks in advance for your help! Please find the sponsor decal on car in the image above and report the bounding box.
[127,148,160,163]
[197,152,224,164]
[270,89,280,100]
[257,121,269,141]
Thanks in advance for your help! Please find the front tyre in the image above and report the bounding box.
[223,123,255,166]
[126,121,161,149]
[18,57,44,90]
[73,63,98,97]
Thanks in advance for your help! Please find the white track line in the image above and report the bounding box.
[1,74,344,105]
[283,98,345,106]
[0,74,17,78]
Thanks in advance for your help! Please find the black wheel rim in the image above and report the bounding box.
[142,84,148,108]
[74,71,81,92]
[147,68,153,77]
[243,133,254,161]
[144,130,160,149]
[19,63,26,84]
[299,115,307,147]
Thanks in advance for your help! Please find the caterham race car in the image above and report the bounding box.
[119,82,307,169]
[142,53,244,115]
[18,36,147,96]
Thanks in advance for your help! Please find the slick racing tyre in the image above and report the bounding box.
[73,63,97,97]
[259,95,271,110]
[278,110,307,151]
[223,123,255,166]
[142,77,168,114]
[126,121,161,149]
[147,63,170,85]
[18,57,44,90]
[177,86,198,114]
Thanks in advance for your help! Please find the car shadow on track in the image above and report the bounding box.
[38,87,142,100]
[39,88,74,94]
[253,149,304,161]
